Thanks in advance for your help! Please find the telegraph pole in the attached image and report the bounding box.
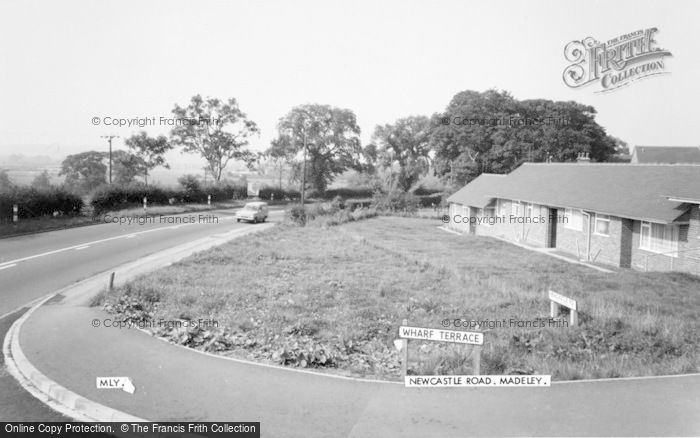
[301,129,307,206]
[101,135,120,184]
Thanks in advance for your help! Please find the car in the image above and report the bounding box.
[235,201,268,223]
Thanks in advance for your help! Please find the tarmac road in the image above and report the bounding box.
[0,207,283,420]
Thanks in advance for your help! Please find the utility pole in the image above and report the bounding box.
[101,135,120,184]
[301,129,307,206]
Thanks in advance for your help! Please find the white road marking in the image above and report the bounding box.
[74,246,90,251]
[125,234,136,239]
[0,218,215,268]
[0,264,17,270]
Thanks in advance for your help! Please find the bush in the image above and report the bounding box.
[413,185,443,196]
[286,202,378,228]
[371,190,419,213]
[177,175,205,203]
[259,186,287,201]
[286,205,307,225]
[322,187,374,200]
[418,194,443,208]
[330,195,345,211]
[0,186,83,221]
[91,183,169,213]
[345,199,372,211]
[207,183,247,202]
[306,187,374,200]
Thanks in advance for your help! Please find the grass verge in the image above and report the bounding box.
[0,202,243,238]
[93,216,700,381]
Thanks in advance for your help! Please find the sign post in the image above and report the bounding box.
[12,204,18,223]
[247,182,260,198]
[548,290,578,326]
[401,318,408,377]
[398,322,484,377]
[143,196,147,212]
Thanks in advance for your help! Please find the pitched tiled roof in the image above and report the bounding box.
[448,163,700,223]
[631,146,700,164]
[447,174,507,208]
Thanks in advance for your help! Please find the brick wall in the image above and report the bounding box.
[631,205,700,274]
[555,212,625,267]
[448,203,471,234]
[470,199,549,247]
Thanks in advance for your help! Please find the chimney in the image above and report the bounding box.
[576,152,591,164]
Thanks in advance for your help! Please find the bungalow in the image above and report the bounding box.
[446,160,700,274]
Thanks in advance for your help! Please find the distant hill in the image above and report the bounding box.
[0,154,59,169]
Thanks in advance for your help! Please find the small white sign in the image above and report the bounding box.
[393,339,404,351]
[405,375,551,387]
[96,377,135,394]
[548,290,577,310]
[247,182,260,197]
[399,326,483,345]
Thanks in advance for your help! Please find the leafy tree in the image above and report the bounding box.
[0,169,14,193]
[257,151,292,190]
[272,104,363,193]
[170,95,258,183]
[31,169,52,190]
[112,150,147,185]
[59,151,107,193]
[430,89,617,186]
[372,115,432,191]
[124,131,172,186]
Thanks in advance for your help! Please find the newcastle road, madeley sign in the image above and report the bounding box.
[563,27,672,93]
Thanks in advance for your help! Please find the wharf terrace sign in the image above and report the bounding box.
[398,325,483,345]
[397,320,484,378]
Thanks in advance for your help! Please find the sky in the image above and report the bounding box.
[0,0,698,167]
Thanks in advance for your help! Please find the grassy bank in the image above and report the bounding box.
[94,216,700,381]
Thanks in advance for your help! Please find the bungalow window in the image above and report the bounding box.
[525,203,533,218]
[483,205,496,226]
[594,214,610,236]
[564,208,583,231]
[640,221,679,256]
[498,199,507,216]
[511,201,520,217]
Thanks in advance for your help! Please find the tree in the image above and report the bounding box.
[124,131,172,186]
[372,115,432,191]
[430,89,617,186]
[257,151,291,190]
[0,169,14,193]
[112,150,147,185]
[59,151,107,193]
[170,95,258,183]
[31,169,52,190]
[272,104,363,194]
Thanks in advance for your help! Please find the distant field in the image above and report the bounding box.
[96,216,700,381]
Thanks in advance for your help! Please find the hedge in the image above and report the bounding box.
[0,187,83,221]
[90,183,250,213]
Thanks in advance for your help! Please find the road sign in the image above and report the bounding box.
[548,290,577,310]
[96,376,135,394]
[399,325,483,345]
[247,182,260,197]
[398,320,484,380]
[548,290,578,326]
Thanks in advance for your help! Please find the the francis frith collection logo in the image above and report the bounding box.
[563,28,672,93]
